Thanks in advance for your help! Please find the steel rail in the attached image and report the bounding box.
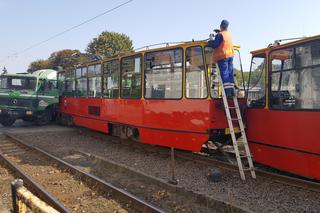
[4,132,166,213]
[175,150,320,193]
[0,143,71,213]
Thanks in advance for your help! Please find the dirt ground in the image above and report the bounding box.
[0,165,13,213]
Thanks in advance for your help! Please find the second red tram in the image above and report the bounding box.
[57,41,244,152]
[246,35,320,180]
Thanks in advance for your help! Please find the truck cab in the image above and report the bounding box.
[0,69,58,126]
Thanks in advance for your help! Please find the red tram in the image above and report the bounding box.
[246,35,320,180]
[57,41,244,152]
[57,36,320,180]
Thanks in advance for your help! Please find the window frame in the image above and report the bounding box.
[75,66,88,97]
[246,53,267,108]
[87,63,103,98]
[185,45,209,99]
[143,47,184,100]
[64,69,76,97]
[103,59,120,99]
[268,39,320,111]
[120,54,143,99]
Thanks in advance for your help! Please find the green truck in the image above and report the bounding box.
[0,69,59,126]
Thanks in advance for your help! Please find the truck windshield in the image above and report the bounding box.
[0,76,37,92]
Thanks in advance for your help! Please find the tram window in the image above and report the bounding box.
[247,55,266,108]
[88,64,102,98]
[76,68,81,78]
[94,64,102,75]
[144,48,183,99]
[121,55,141,99]
[88,77,102,97]
[57,72,65,95]
[103,60,119,98]
[88,65,95,76]
[271,48,294,71]
[186,46,207,98]
[205,46,220,98]
[76,67,88,97]
[270,42,320,110]
[296,40,320,67]
[65,70,76,96]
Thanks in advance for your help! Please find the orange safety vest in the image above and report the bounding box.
[213,31,234,62]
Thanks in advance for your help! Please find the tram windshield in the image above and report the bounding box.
[247,54,266,108]
[270,40,320,110]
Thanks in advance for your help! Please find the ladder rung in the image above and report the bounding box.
[231,118,240,121]
[243,168,254,171]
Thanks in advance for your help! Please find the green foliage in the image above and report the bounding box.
[28,59,51,73]
[86,31,133,58]
[48,49,91,71]
[28,49,91,73]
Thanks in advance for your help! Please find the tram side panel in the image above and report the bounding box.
[140,99,211,152]
[246,109,320,180]
[60,96,237,152]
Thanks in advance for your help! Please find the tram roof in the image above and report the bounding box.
[250,34,320,56]
[75,40,241,68]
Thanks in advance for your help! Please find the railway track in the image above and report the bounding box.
[0,132,165,213]
[175,150,320,193]
[85,131,320,194]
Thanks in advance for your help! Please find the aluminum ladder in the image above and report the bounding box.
[216,67,256,180]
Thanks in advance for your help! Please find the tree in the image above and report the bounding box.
[48,49,91,71]
[28,49,91,73]
[28,59,51,73]
[86,31,133,58]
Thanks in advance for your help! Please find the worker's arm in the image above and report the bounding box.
[208,33,223,49]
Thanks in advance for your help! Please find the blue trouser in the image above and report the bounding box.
[217,57,234,95]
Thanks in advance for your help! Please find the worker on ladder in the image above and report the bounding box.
[208,20,235,97]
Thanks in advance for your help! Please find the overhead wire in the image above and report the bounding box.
[0,0,134,63]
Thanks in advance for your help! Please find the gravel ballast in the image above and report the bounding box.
[14,128,320,213]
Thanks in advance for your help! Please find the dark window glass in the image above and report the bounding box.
[144,49,183,99]
[76,67,87,97]
[121,56,142,99]
[88,65,95,77]
[88,64,102,98]
[186,46,207,98]
[57,72,65,95]
[270,41,320,110]
[247,55,266,108]
[65,70,75,96]
[295,40,320,67]
[103,60,119,98]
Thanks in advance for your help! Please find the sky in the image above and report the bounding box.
[0,0,319,73]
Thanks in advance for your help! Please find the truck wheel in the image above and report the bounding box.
[36,110,52,126]
[0,116,16,127]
